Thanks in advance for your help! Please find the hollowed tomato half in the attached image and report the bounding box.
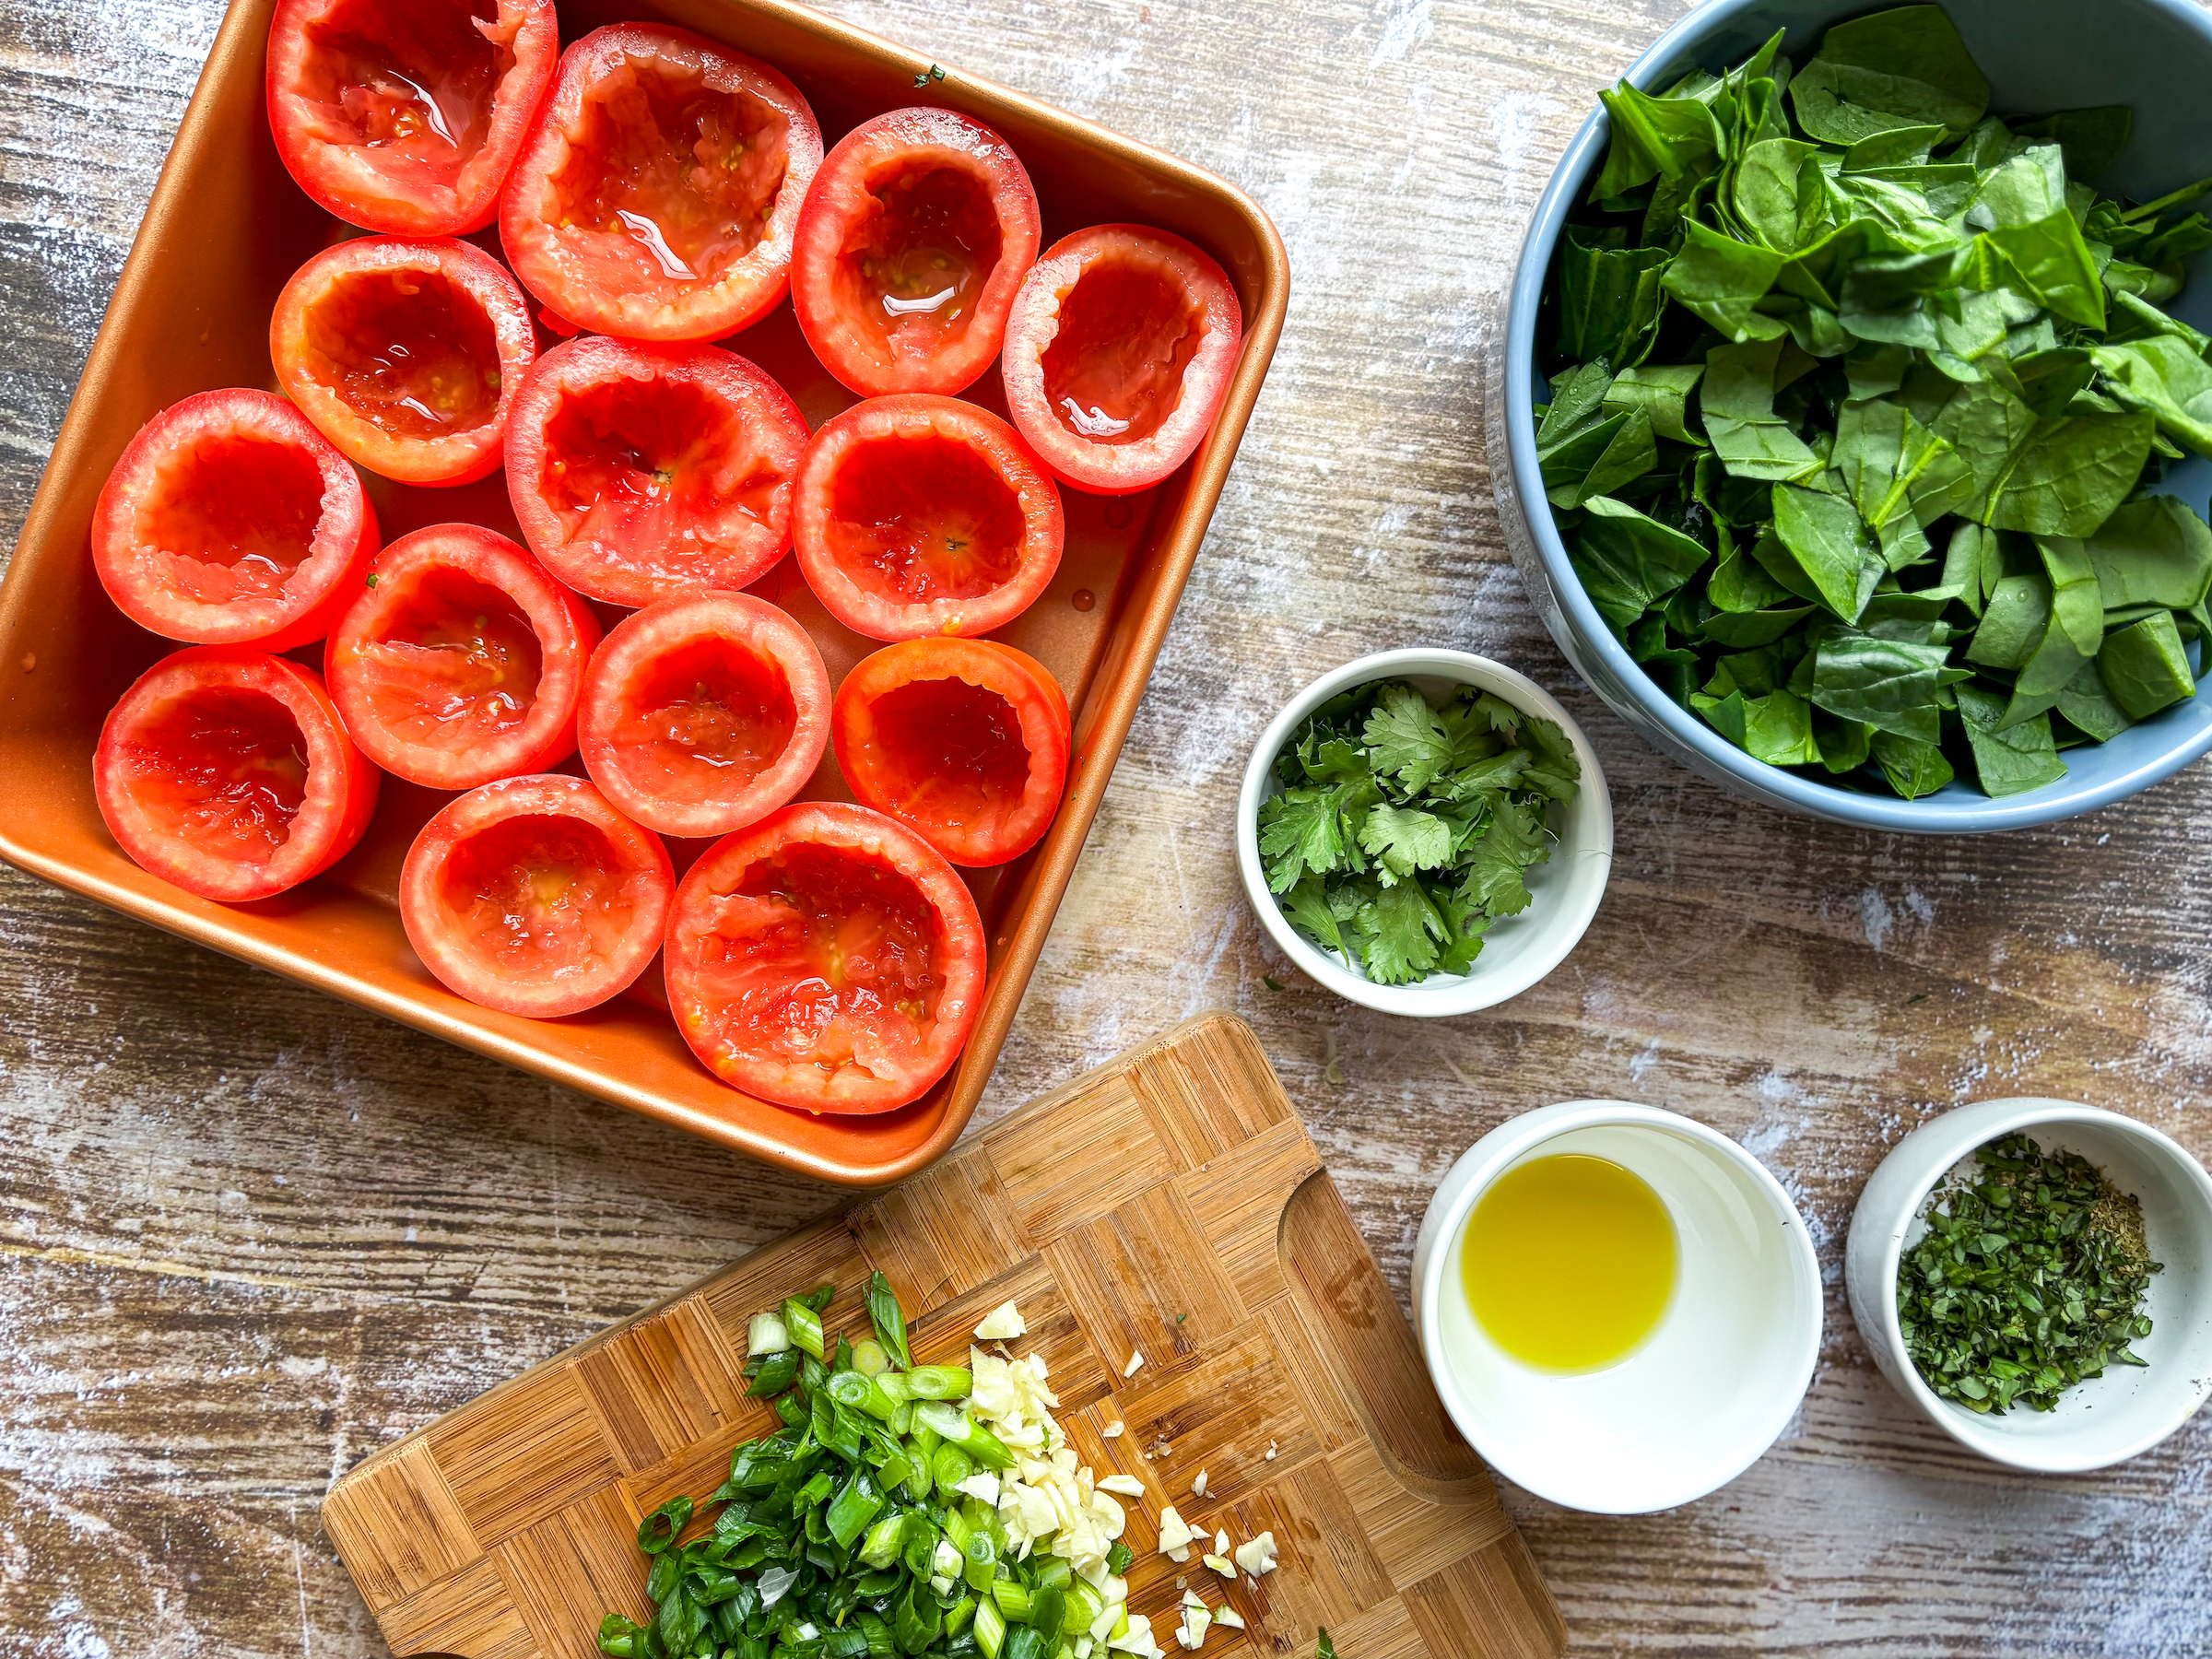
[265,0,559,236]
[271,235,536,487]
[579,592,831,839]
[500,24,823,342]
[92,388,379,650]
[832,639,1070,868]
[505,336,810,606]
[94,645,380,902]
[400,773,673,1017]
[665,801,985,1112]
[326,522,600,789]
[1001,225,1244,496]
[793,395,1062,641]
[791,107,1041,398]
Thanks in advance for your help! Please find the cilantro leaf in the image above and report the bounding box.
[1362,684,1456,792]
[1460,796,1547,917]
[1256,788,1347,892]
[1280,876,1350,966]
[1354,880,1446,985]
[1356,804,1455,884]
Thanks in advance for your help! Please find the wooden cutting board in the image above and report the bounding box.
[323,1014,1566,1659]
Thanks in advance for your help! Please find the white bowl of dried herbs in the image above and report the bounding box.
[1847,1099,2212,1471]
[1236,649,1615,1017]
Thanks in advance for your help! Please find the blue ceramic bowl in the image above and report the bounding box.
[1498,0,2212,831]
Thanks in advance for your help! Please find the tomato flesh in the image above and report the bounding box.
[665,802,985,1111]
[438,814,640,975]
[136,434,324,606]
[840,163,999,344]
[301,266,502,441]
[121,686,312,866]
[829,431,1027,606]
[832,639,1068,866]
[1001,225,1244,496]
[794,396,1063,641]
[349,567,544,750]
[615,637,795,786]
[293,0,508,171]
[688,841,945,1075]
[507,339,807,605]
[402,774,672,1016]
[95,647,379,902]
[267,0,558,236]
[329,524,597,788]
[1041,261,1204,446]
[501,26,822,341]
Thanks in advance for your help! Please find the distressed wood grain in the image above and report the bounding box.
[6,0,2212,1655]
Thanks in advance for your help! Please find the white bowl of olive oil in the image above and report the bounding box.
[1412,1101,1822,1514]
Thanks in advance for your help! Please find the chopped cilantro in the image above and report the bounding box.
[1255,677,1580,986]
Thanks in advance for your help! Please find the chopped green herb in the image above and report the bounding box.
[1319,1630,1340,1659]
[1263,974,1287,992]
[1898,1132,2159,1414]
[364,572,378,587]
[1256,677,1580,985]
[1543,4,2212,799]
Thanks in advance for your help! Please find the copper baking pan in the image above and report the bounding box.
[0,0,1288,1186]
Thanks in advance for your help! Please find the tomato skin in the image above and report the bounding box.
[265,0,559,237]
[271,235,536,487]
[326,522,601,789]
[500,24,824,343]
[579,592,832,840]
[94,645,380,902]
[832,639,1069,867]
[664,801,986,1112]
[504,336,810,606]
[791,107,1041,398]
[400,773,673,1018]
[1000,225,1244,496]
[92,388,380,651]
[792,394,1063,641]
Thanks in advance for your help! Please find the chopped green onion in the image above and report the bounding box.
[852,1337,888,1375]
[876,1371,914,1404]
[747,1311,791,1355]
[934,1443,977,1491]
[825,1469,884,1548]
[782,1296,826,1361]
[596,1613,646,1656]
[974,1596,1008,1659]
[859,1512,906,1571]
[635,1496,690,1554]
[1033,1556,1072,1594]
[744,1349,802,1397]
[1030,1582,1067,1646]
[909,1365,972,1399]
[991,1577,1034,1622]
[1104,1541,1134,1575]
[961,1531,997,1593]
[947,1594,979,1639]
[1002,1625,1046,1659]
[867,1270,915,1370]
[915,1401,1015,1470]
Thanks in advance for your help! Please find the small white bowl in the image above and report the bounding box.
[1413,1101,1821,1514]
[1846,1099,2212,1473]
[1236,649,1613,1017]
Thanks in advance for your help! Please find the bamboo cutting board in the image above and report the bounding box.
[322,1014,1566,1659]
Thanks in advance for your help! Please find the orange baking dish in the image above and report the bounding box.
[0,0,1288,1186]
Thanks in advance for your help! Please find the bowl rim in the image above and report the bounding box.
[1856,1097,2212,1472]
[1233,647,1615,1017]
[1501,0,2212,833]
[1415,1099,1824,1512]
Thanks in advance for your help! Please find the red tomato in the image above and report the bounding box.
[94,645,379,902]
[1001,225,1244,496]
[265,0,559,237]
[579,592,832,839]
[499,24,823,343]
[664,801,985,1112]
[790,108,1041,398]
[504,336,810,606]
[92,388,379,650]
[326,523,600,789]
[792,394,1063,641]
[832,639,1069,867]
[400,773,673,1017]
[271,235,536,487]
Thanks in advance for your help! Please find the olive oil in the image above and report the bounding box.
[1460,1152,1678,1372]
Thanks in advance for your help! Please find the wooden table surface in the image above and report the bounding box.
[5,0,2209,1654]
